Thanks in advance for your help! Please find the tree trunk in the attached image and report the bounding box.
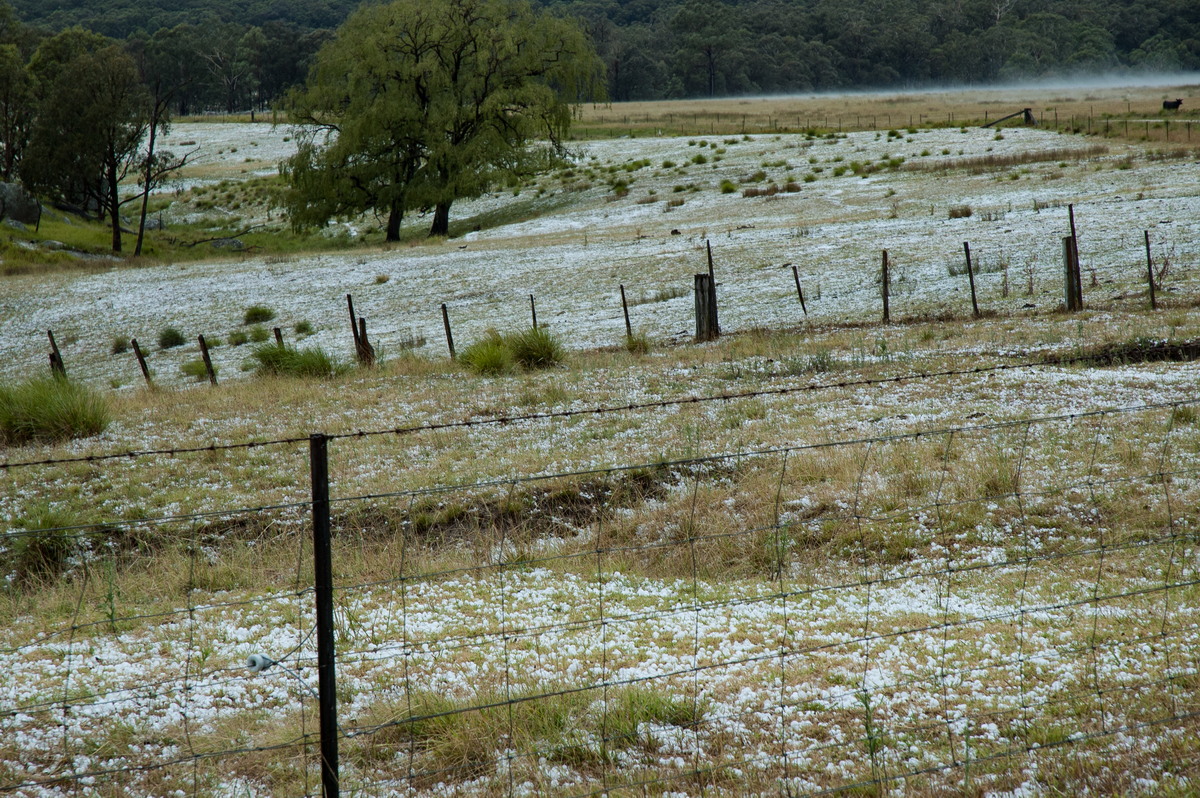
[429,201,451,237]
[135,100,161,257]
[108,160,123,253]
[386,200,403,242]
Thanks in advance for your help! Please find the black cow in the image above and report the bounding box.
[1163,99,1183,110]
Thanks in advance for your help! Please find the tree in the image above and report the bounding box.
[0,44,32,180]
[22,37,150,252]
[284,0,602,241]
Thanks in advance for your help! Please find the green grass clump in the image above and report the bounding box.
[180,359,214,381]
[459,331,514,376]
[243,304,275,325]
[250,343,346,378]
[507,327,565,370]
[0,376,110,444]
[294,320,314,336]
[228,329,250,347]
[110,335,129,355]
[625,331,651,355]
[158,326,186,349]
[249,325,271,343]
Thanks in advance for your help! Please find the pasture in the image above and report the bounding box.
[1,80,1199,796]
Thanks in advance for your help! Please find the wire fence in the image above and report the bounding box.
[2,396,1199,796]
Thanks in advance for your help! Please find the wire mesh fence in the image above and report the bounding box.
[2,398,1198,796]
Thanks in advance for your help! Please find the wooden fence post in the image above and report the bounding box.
[694,274,718,342]
[273,327,284,346]
[620,284,632,337]
[47,330,66,377]
[197,334,217,385]
[131,338,152,386]
[791,264,807,315]
[1062,236,1082,312]
[441,303,455,360]
[881,250,890,323]
[1144,230,1157,311]
[530,294,538,330]
[705,240,719,335]
[356,318,375,366]
[963,241,980,318]
[346,294,360,351]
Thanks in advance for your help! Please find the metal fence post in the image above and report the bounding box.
[310,433,339,798]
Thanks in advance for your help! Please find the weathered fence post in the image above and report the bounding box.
[791,264,807,316]
[620,284,632,337]
[1062,236,1082,312]
[47,330,66,377]
[1144,230,1157,311]
[356,318,375,366]
[529,294,538,330]
[346,294,360,351]
[963,241,980,318]
[197,334,217,385]
[130,338,152,386]
[881,250,890,323]
[273,327,284,346]
[705,240,719,335]
[441,303,455,360]
[1065,205,1083,311]
[694,274,718,342]
[309,433,340,798]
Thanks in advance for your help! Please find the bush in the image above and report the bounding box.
[243,304,275,325]
[459,331,514,376]
[507,327,564,369]
[158,326,186,349]
[228,329,250,347]
[250,343,345,378]
[949,205,973,219]
[719,179,737,194]
[180,358,213,381]
[294,320,314,336]
[0,376,110,444]
[110,335,128,355]
[625,331,650,355]
[249,325,271,343]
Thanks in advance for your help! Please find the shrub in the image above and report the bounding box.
[459,331,513,375]
[719,179,737,193]
[508,327,564,369]
[243,304,275,325]
[110,335,128,355]
[294,320,314,336]
[228,329,250,347]
[158,326,186,349]
[625,331,650,355]
[180,359,213,381]
[0,376,110,444]
[250,343,346,378]
[249,325,271,343]
[948,205,973,219]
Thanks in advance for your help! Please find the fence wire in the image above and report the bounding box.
[1,398,1198,796]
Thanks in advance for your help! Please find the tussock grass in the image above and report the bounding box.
[459,327,566,375]
[0,375,110,445]
[250,342,346,378]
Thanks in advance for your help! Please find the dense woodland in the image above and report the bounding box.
[9,0,1200,108]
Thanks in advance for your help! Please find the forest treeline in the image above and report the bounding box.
[12,0,1200,107]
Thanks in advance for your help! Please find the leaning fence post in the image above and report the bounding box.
[197,334,217,385]
[309,433,340,798]
[47,330,66,377]
[1067,205,1083,309]
[963,242,980,318]
[346,294,360,351]
[529,294,538,330]
[131,338,152,386]
[791,265,807,316]
[619,284,632,337]
[441,303,455,360]
[1144,230,1157,311]
[705,240,719,335]
[881,250,890,323]
[273,327,284,346]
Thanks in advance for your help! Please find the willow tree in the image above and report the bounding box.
[283,0,602,241]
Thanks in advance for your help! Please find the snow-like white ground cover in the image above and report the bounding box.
[2,107,1199,796]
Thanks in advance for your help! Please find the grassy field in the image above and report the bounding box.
[1,83,1199,796]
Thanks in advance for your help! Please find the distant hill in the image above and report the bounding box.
[10,0,361,37]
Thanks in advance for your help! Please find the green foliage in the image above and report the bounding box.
[157,326,185,349]
[180,358,213,381]
[250,342,346,378]
[294,320,314,336]
[507,327,565,369]
[248,325,271,343]
[242,304,275,324]
[228,329,250,347]
[459,331,515,376]
[0,376,110,444]
[110,334,129,355]
[284,0,603,240]
[624,331,651,354]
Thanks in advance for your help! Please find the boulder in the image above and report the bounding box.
[0,183,41,226]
